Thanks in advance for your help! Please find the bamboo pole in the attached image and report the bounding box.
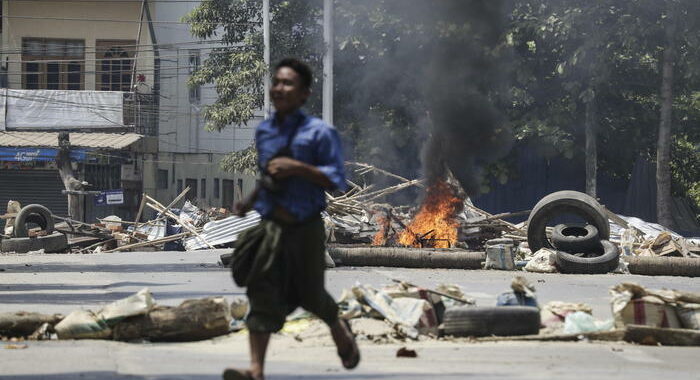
[103,232,189,253]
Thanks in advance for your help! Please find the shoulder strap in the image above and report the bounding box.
[284,113,305,149]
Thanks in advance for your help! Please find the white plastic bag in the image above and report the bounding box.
[54,310,111,340]
[563,311,614,334]
[524,248,558,273]
[98,288,154,325]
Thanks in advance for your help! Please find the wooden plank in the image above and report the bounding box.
[624,325,700,346]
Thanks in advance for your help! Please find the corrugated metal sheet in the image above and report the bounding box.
[0,132,142,150]
[0,170,69,217]
[184,211,261,250]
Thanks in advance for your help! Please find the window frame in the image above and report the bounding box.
[96,40,136,92]
[21,37,85,90]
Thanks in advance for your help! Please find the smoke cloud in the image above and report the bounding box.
[334,0,513,198]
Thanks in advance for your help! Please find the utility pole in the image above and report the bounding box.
[262,0,270,119]
[57,133,84,221]
[322,0,334,125]
[131,0,146,90]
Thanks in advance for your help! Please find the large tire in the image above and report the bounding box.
[555,240,620,274]
[13,204,54,238]
[1,232,68,253]
[527,191,609,252]
[442,306,540,337]
[551,223,600,253]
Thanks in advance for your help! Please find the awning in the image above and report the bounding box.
[0,132,142,150]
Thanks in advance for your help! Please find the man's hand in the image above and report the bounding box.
[233,201,253,217]
[267,157,303,179]
[266,157,335,189]
[233,186,260,217]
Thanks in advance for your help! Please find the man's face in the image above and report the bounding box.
[270,66,310,115]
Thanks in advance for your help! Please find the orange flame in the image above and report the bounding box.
[372,216,389,246]
[398,180,463,248]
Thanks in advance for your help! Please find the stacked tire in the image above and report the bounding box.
[551,223,620,274]
[527,191,620,274]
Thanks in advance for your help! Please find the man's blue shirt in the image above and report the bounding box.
[253,110,347,221]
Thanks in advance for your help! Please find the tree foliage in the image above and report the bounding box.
[186,0,700,219]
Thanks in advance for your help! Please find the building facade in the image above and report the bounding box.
[0,0,157,222]
[144,1,258,212]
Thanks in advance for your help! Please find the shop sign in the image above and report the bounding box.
[95,189,125,206]
[0,147,87,162]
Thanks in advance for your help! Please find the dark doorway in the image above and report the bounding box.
[185,178,198,203]
[222,179,234,211]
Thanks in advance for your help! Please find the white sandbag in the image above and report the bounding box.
[524,248,558,273]
[54,310,111,340]
[98,288,154,325]
[677,303,700,330]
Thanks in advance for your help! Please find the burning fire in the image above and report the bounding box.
[372,216,389,246]
[398,180,463,248]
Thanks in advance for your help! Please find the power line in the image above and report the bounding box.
[0,39,231,55]
[0,131,249,166]
[8,0,205,2]
[0,48,251,64]
[3,15,258,26]
[0,89,262,122]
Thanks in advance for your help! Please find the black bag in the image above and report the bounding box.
[231,221,283,287]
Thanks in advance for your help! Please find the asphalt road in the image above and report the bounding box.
[1,250,699,379]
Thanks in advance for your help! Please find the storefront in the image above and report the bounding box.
[0,133,143,222]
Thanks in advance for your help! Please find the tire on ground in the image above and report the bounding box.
[13,204,54,238]
[527,191,610,252]
[551,223,600,253]
[1,232,68,253]
[442,306,541,337]
[555,240,620,274]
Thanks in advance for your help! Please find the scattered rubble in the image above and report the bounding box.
[0,164,697,280]
[2,279,700,348]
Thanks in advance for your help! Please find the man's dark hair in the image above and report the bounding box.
[275,58,313,90]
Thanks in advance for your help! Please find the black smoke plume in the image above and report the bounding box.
[335,0,513,198]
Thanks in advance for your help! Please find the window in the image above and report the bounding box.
[185,178,198,202]
[200,178,206,199]
[177,179,183,194]
[188,49,201,103]
[22,38,85,90]
[157,169,168,189]
[96,40,135,91]
[213,178,220,199]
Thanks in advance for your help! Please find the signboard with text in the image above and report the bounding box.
[0,147,87,162]
[94,189,125,206]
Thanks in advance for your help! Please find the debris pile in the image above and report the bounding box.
[3,279,700,347]
[1,162,698,280]
[0,289,231,343]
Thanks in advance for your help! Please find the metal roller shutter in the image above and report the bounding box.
[0,170,69,217]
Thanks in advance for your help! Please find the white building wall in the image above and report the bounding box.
[153,2,260,155]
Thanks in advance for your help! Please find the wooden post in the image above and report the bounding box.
[56,133,84,221]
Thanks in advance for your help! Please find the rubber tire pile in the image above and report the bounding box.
[527,191,620,274]
[1,204,68,253]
